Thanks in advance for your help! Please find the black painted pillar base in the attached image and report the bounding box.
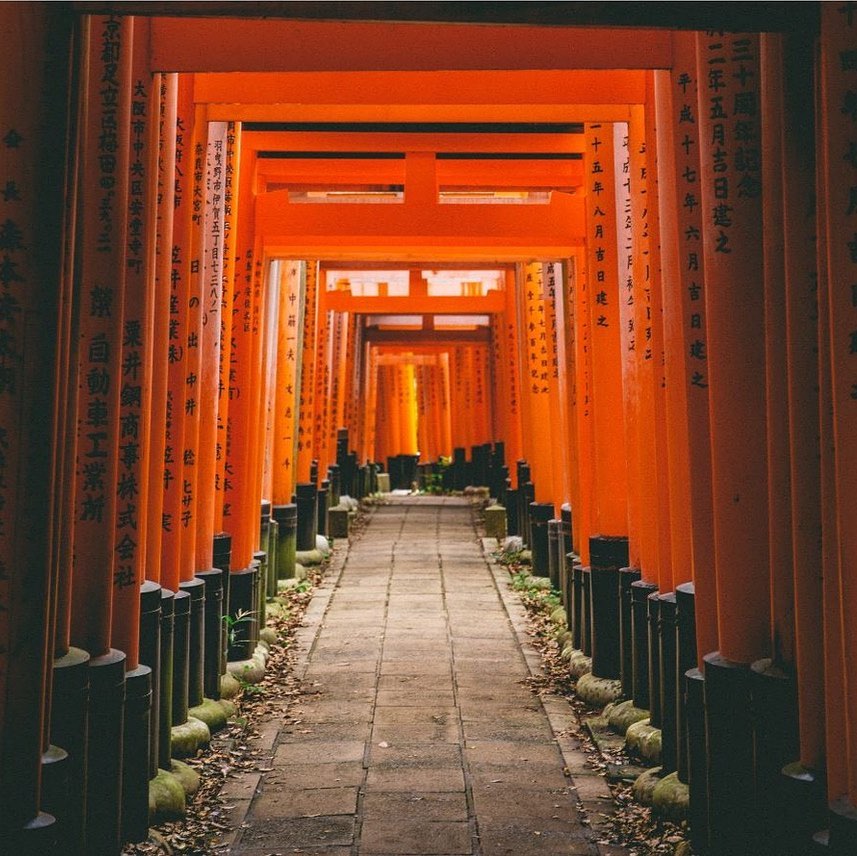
[138,581,162,778]
[171,589,191,727]
[212,532,232,679]
[504,486,518,537]
[658,592,678,773]
[51,647,90,852]
[194,569,222,701]
[619,567,641,699]
[703,652,757,855]
[158,589,175,770]
[780,763,827,855]
[39,745,68,848]
[227,564,260,662]
[179,577,205,709]
[631,580,658,709]
[829,798,857,855]
[686,667,710,856]
[8,813,57,856]
[750,659,799,853]
[675,582,697,783]
[317,480,330,537]
[529,502,554,578]
[571,561,584,650]
[122,664,152,843]
[85,648,126,856]
[647,593,663,727]
[588,536,628,680]
[547,519,561,590]
[581,566,592,657]
[295,482,318,551]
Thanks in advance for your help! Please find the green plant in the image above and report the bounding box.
[223,608,255,648]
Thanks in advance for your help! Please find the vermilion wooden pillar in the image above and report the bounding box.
[499,269,523,475]
[613,124,643,573]
[214,122,238,530]
[583,123,628,678]
[819,5,857,833]
[71,15,135,853]
[663,32,718,666]
[194,120,227,571]
[696,32,771,854]
[296,261,318,484]
[312,307,332,478]
[272,261,302,505]
[778,31,825,805]
[145,73,178,590]
[0,4,72,849]
[159,73,193,595]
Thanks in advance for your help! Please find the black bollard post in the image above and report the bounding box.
[528,502,555,578]
[317,479,330,537]
[121,664,152,843]
[212,532,232,678]
[631,580,658,709]
[138,581,162,775]
[675,582,697,782]
[588,535,629,680]
[647,593,663,727]
[296,482,317,551]
[179,577,205,709]
[195,567,223,701]
[505,483,518,537]
[158,589,175,770]
[620,567,642,700]
[658,592,679,772]
[273,502,297,581]
[171,589,191,726]
[227,563,260,662]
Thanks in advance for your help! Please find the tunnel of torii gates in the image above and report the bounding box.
[2,2,857,855]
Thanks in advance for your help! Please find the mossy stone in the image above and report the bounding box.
[220,671,241,699]
[296,548,324,566]
[170,716,211,757]
[217,698,237,718]
[259,626,278,645]
[529,577,552,591]
[170,759,201,796]
[149,768,185,822]
[568,650,592,679]
[626,718,662,764]
[316,535,331,556]
[519,549,532,565]
[550,607,568,627]
[652,770,689,822]
[188,697,229,733]
[555,630,572,649]
[576,672,623,707]
[632,766,664,806]
[227,657,265,684]
[608,699,651,735]
[674,841,693,856]
[295,562,308,581]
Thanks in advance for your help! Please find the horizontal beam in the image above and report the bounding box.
[255,188,584,242]
[150,18,672,72]
[263,242,581,263]
[323,293,505,314]
[207,102,636,124]
[196,70,647,107]
[366,329,491,345]
[75,2,820,32]
[243,129,587,154]
[320,261,515,272]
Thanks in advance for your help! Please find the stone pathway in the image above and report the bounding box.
[222,496,624,856]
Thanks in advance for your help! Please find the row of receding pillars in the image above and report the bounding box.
[476,22,857,856]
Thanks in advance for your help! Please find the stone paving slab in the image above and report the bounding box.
[224,496,624,856]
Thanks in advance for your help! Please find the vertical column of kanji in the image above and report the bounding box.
[819,4,857,830]
[345,314,362,459]
[248,246,271,552]
[666,34,717,668]
[541,262,567,509]
[614,125,641,575]
[777,31,825,829]
[329,311,346,461]
[272,262,301,505]
[70,15,133,854]
[214,122,237,536]
[312,306,331,478]
[178,102,207,580]
[159,74,192,597]
[193,120,227,703]
[0,4,72,850]
[114,20,156,843]
[519,262,557,505]
[696,32,770,853]
[416,363,429,462]
[437,352,451,461]
[365,345,379,464]
[572,248,594,565]
[296,262,318,484]
[628,106,663,593]
[501,268,523,473]
[224,132,265,661]
[145,74,177,591]
[583,123,629,682]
